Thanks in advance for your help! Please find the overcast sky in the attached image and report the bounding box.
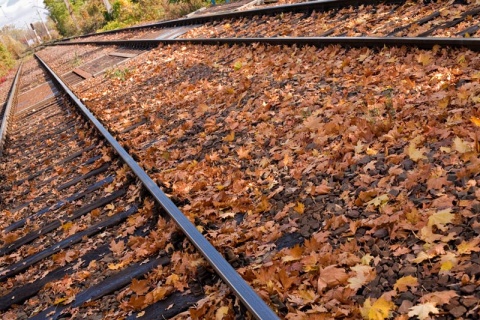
[0,0,49,29]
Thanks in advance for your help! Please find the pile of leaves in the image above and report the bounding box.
[37,40,480,319]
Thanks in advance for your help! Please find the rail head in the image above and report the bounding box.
[49,36,480,51]
[0,64,23,157]
[34,53,279,320]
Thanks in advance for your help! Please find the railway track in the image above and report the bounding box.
[56,0,480,44]
[0,55,278,318]
[3,1,480,318]
[33,25,480,318]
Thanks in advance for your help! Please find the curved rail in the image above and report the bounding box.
[0,64,22,157]
[57,0,405,42]
[34,54,280,320]
[50,36,480,51]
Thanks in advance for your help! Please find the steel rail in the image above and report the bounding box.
[50,36,480,51]
[34,54,279,320]
[0,64,22,157]
[58,0,405,42]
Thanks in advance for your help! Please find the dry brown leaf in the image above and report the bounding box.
[317,265,348,292]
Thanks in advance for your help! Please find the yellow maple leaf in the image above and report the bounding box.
[407,142,428,162]
[453,136,470,154]
[428,208,454,231]
[412,251,436,264]
[457,237,480,254]
[394,275,418,292]
[471,116,480,127]
[439,252,457,273]
[408,303,439,320]
[61,221,74,232]
[366,194,389,207]
[417,53,432,66]
[361,297,394,320]
[216,306,229,320]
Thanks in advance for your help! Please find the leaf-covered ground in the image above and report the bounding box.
[36,41,480,319]
[182,0,480,39]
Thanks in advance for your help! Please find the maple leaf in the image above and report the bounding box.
[394,275,418,292]
[366,194,389,207]
[236,146,251,159]
[361,297,394,320]
[293,202,305,214]
[314,182,331,195]
[281,245,303,263]
[216,306,229,320]
[278,268,296,290]
[408,303,439,320]
[348,264,375,290]
[130,278,149,295]
[317,265,348,292]
[453,136,470,154]
[428,208,454,231]
[223,131,235,142]
[412,251,436,264]
[61,221,74,232]
[110,239,125,256]
[439,252,457,273]
[419,290,457,305]
[471,116,480,127]
[407,142,428,162]
[457,237,480,254]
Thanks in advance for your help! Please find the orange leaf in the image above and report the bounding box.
[471,116,480,127]
[293,202,305,214]
[317,265,348,292]
[110,239,125,256]
[223,131,235,142]
[130,278,149,296]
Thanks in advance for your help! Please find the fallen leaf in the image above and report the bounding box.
[419,290,457,305]
[216,306,229,320]
[453,136,470,154]
[131,278,149,295]
[223,131,235,142]
[317,265,348,292]
[407,142,428,162]
[408,303,439,320]
[428,208,454,231]
[457,237,480,254]
[293,202,305,214]
[471,116,480,127]
[394,275,418,292]
[110,239,125,256]
[361,297,394,320]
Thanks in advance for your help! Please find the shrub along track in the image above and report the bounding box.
[0,55,277,319]
[57,0,480,44]
[34,27,480,319]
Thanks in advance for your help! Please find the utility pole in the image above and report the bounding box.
[102,0,112,13]
[34,7,52,40]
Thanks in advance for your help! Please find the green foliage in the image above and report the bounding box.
[0,43,15,77]
[45,0,208,37]
[105,67,132,81]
